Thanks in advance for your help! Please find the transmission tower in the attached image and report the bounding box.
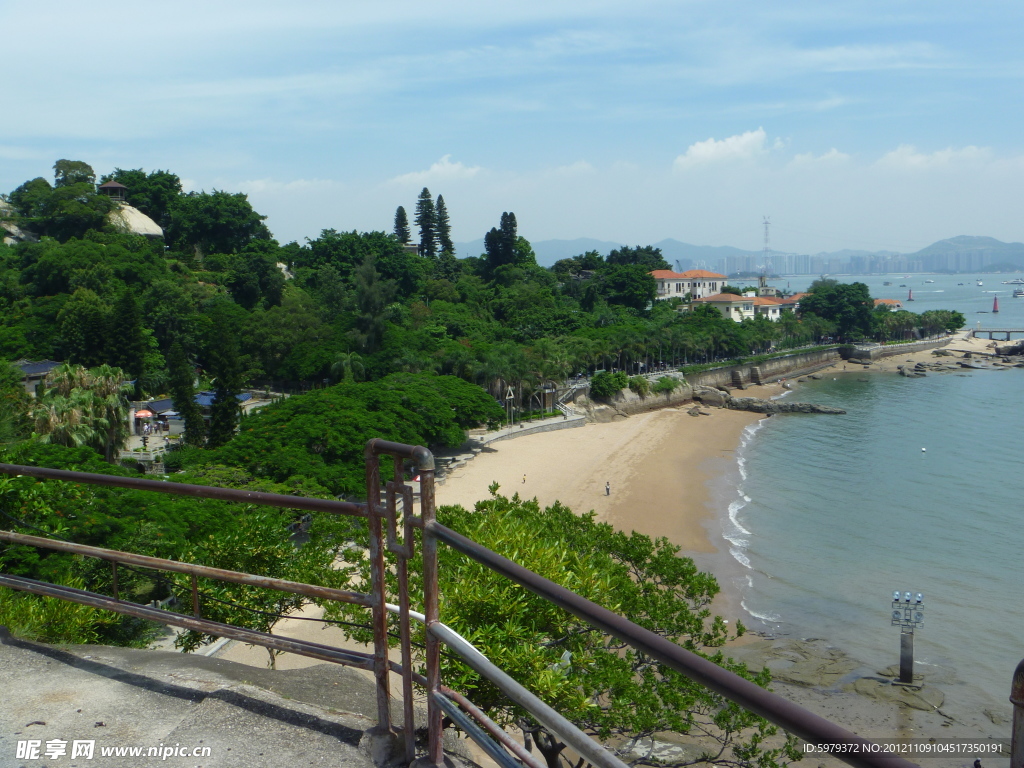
[760,216,771,292]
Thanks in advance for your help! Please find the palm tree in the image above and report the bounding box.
[88,365,133,463]
[33,392,96,449]
[330,351,365,383]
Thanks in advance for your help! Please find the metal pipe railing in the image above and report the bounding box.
[0,463,366,517]
[0,530,373,606]
[428,521,919,768]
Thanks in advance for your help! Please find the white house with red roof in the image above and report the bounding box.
[649,269,727,300]
[689,293,786,322]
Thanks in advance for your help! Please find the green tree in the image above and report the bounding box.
[349,254,396,354]
[203,304,244,448]
[106,291,148,384]
[88,364,133,463]
[436,194,454,254]
[0,359,31,445]
[327,491,796,768]
[606,245,671,271]
[393,206,411,244]
[415,187,437,258]
[599,264,657,311]
[798,280,873,342]
[53,159,97,188]
[57,288,111,367]
[167,341,205,446]
[484,212,520,275]
[330,351,365,382]
[167,190,269,258]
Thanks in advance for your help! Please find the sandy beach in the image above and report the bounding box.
[436,383,780,552]
[210,334,1012,765]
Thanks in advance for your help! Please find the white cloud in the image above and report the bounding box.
[790,148,851,166]
[388,155,483,186]
[876,144,993,170]
[673,128,769,170]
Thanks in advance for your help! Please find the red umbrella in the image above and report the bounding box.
[135,409,154,418]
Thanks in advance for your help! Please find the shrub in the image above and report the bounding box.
[590,371,628,399]
[653,376,679,395]
[627,375,650,397]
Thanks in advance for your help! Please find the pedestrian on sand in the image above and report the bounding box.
[522,474,526,484]
[605,481,610,496]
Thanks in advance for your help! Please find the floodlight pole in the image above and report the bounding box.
[899,631,914,685]
[890,591,924,686]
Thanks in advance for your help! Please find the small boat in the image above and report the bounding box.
[977,280,984,286]
[883,281,892,286]
[957,283,964,286]
[925,279,935,283]
[899,284,907,287]
[1014,288,1024,298]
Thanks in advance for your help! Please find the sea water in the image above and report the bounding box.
[706,273,1024,725]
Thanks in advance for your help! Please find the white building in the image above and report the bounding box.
[650,269,727,301]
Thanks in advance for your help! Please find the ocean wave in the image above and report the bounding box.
[740,599,781,623]
[729,546,752,569]
[728,497,752,536]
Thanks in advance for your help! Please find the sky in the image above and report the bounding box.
[3,0,1024,255]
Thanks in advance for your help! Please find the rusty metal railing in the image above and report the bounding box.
[0,444,925,768]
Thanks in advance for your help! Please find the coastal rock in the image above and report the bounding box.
[845,678,944,712]
[692,386,726,408]
[725,396,846,415]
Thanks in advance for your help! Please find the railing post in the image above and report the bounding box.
[1011,658,1024,768]
[364,446,393,736]
[419,465,444,768]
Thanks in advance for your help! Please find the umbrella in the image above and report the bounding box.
[135,409,154,418]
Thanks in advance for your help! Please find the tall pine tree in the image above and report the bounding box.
[107,292,147,385]
[203,304,243,448]
[435,195,453,254]
[167,341,205,446]
[393,206,411,244]
[414,187,437,258]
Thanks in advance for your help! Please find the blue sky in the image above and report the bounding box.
[3,0,1023,254]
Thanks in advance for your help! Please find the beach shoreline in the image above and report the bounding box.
[211,333,1013,764]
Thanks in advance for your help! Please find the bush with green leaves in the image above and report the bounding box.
[652,376,680,395]
[590,370,628,399]
[325,489,797,768]
[627,375,650,397]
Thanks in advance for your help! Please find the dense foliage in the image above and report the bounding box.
[327,489,799,768]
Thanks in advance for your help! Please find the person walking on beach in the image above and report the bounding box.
[522,473,526,484]
[605,481,610,496]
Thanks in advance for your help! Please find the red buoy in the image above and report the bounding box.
[908,288,914,302]
[993,295,1000,313]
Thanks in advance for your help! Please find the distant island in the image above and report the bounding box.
[457,234,1024,275]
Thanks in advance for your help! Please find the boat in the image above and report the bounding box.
[899,284,907,287]
[925,279,935,283]
[977,280,984,286]
[1014,288,1024,298]
[883,281,892,286]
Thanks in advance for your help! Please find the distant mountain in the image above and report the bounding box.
[451,234,1024,274]
[906,236,1024,270]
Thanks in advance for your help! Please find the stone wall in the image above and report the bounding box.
[682,349,841,389]
[841,337,951,362]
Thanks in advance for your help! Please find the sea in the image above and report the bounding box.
[700,273,1024,729]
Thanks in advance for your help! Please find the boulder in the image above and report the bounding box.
[725,396,845,415]
[692,386,726,407]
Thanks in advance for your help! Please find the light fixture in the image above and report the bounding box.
[893,590,901,601]
[904,591,912,602]
[915,593,923,603]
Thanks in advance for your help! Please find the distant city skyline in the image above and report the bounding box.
[3,1,1024,254]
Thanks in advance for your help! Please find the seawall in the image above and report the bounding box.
[840,337,951,362]
[682,349,841,390]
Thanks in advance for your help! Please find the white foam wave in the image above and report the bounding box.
[728,498,751,536]
[729,546,752,569]
[740,599,781,623]
[736,457,747,481]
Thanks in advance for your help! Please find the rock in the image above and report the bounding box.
[692,386,726,408]
[725,396,846,415]
[932,349,954,356]
[809,374,823,380]
[687,406,702,417]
